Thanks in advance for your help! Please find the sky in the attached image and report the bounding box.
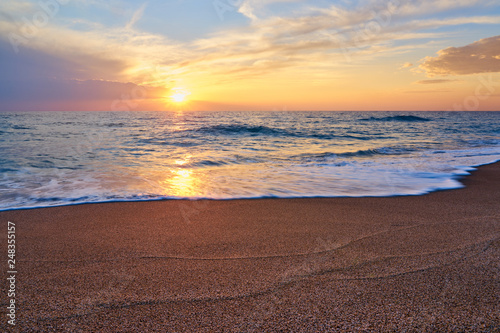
[0,0,500,111]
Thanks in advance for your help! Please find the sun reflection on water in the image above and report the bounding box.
[150,154,203,197]
[161,168,197,197]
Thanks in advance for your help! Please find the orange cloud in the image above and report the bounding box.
[420,35,500,76]
[415,79,460,84]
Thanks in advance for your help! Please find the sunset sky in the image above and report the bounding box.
[1,0,500,111]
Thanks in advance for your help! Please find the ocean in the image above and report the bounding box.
[1,111,499,211]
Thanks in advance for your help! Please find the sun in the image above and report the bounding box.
[169,88,191,103]
[171,93,187,103]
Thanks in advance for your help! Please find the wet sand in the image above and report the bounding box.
[1,162,499,332]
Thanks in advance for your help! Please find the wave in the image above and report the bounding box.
[360,115,432,122]
[11,125,33,130]
[104,122,126,127]
[194,124,289,136]
[188,124,373,140]
[338,147,415,157]
[296,147,415,161]
[183,159,232,168]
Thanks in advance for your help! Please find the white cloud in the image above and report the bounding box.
[238,0,301,21]
[125,3,147,30]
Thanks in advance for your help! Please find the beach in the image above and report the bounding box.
[1,162,499,332]
[2,0,500,330]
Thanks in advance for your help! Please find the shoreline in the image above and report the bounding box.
[1,159,499,213]
[0,162,499,331]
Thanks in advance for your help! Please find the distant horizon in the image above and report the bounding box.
[1,110,499,113]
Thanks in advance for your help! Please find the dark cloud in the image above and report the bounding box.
[420,35,500,76]
[0,40,164,111]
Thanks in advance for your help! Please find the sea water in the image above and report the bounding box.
[0,111,499,210]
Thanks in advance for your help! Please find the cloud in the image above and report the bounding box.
[187,8,500,78]
[0,78,160,101]
[404,89,451,93]
[3,0,499,86]
[191,0,500,74]
[0,77,167,111]
[400,62,413,69]
[1,0,500,110]
[125,3,147,30]
[396,0,484,16]
[420,35,500,76]
[0,39,167,111]
[0,1,35,17]
[238,0,300,21]
[415,79,460,84]
[0,12,187,83]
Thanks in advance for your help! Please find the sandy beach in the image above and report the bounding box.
[1,162,499,332]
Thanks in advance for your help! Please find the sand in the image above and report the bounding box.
[1,162,499,332]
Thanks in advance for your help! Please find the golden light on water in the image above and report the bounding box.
[154,155,200,197]
[167,169,196,197]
